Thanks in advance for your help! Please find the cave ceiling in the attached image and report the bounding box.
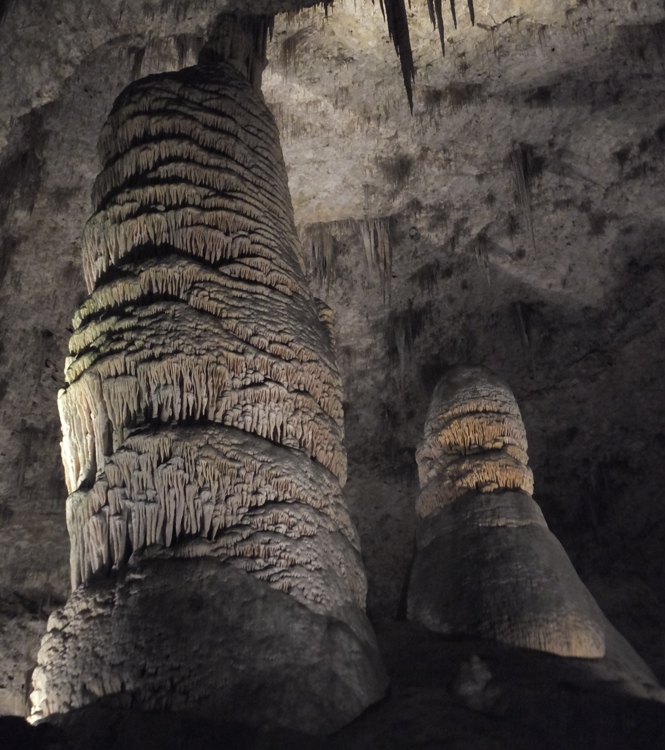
[1,0,665,719]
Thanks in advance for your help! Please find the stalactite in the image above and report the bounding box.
[302,222,335,292]
[512,300,535,373]
[31,47,386,733]
[361,217,392,304]
[427,0,447,54]
[449,0,457,29]
[474,232,491,284]
[376,0,476,107]
[394,317,411,392]
[377,0,415,112]
[387,307,415,393]
[509,144,537,253]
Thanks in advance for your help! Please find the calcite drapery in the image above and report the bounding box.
[30,54,385,733]
[408,366,613,657]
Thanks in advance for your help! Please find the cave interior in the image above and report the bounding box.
[2,0,665,747]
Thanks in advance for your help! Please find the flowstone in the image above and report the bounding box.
[30,45,386,734]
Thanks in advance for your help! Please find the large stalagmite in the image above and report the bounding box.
[408,366,656,669]
[30,32,386,734]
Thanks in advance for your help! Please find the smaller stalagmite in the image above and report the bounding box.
[408,366,624,658]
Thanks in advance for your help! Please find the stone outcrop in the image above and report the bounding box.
[30,43,385,734]
[407,366,653,666]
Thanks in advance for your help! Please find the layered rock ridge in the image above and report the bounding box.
[408,366,658,678]
[30,48,385,734]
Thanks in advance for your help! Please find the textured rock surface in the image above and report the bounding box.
[1,0,665,732]
[407,366,656,672]
[8,622,665,750]
[261,0,665,679]
[31,557,383,734]
[0,0,323,149]
[414,366,534,516]
[29,58,386,732]
[410,491,604,656]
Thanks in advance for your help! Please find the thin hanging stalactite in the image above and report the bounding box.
[377,0,476,108]
[375,0,415,112]
[426,0,446,55]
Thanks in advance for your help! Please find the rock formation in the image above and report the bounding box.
[29,24,386,734]
[407,365,652,664]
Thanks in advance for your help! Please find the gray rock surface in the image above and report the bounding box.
[1,0,665,735]
[407,366,658,683]
[11,622,665,750]
[30,556,385,735]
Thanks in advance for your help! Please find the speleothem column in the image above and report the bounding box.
[30,21,385,734]
[408,365,611,657]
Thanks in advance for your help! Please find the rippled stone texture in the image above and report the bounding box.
[408,366,648,662]
[30,57,385,734]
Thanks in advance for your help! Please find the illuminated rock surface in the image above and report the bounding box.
[28,57,386,734]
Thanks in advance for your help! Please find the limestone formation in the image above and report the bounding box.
[407,366,645,660]
[378,0,475,109]
[414,367,534,519]
[30,43,385,734]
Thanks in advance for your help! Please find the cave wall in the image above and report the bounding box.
[261,0,665,671]
[1,0,665,717]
